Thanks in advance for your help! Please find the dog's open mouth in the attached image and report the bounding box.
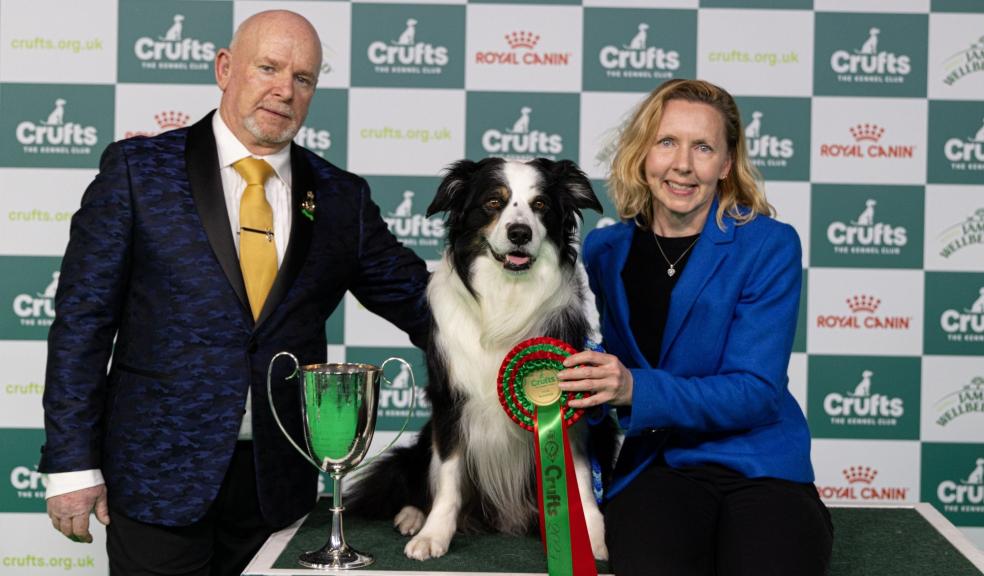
[491,248,534,272]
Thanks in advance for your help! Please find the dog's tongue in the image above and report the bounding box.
[506,253,530,266]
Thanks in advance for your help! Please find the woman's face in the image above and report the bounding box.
[643,99,733,235]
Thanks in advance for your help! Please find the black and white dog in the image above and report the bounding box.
[350,157,613,561]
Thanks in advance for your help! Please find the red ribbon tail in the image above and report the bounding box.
[563,425,598,576]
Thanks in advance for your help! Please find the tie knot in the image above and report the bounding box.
[233,157,274,187]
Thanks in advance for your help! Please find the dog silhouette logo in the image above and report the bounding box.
[159,14,184,42]
[964,458,984,485]
[395,18,417,46]
[624,23,649,50]
[965,287,984,314]
[851,199,877,226]
[857,27,880,55]
[43,99,67,126]
[971,118,984,143]
[389,364,412,389]
[391,190,415,217]
[850,370,874,397]
[745,111,763,139]
[510,107,532,134]
[39,271,60,299]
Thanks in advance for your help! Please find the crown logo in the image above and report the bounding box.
[154,111,190,131]
[843,466,878,484]
[505,31,540,50]
[849,123,885,142]
[846,294,881,314]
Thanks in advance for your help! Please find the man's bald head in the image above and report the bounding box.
[230,10,323,72]
[215,10,322,155]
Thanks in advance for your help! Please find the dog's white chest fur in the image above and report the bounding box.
[427,248,576,532]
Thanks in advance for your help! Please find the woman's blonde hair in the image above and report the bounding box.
[608,78,773,230]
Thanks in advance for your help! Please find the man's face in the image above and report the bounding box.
[216,14,321,155]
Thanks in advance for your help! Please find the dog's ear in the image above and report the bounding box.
[428,159,479,217]
[530,158,603,214]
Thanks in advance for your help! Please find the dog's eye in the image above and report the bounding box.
[532,200,546,211]
[485,199,503,210]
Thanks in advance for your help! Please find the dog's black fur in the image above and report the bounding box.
[349,157,615,559]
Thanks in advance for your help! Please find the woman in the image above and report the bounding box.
[558,79,832,575]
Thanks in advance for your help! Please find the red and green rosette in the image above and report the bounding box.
[497,337,596,576]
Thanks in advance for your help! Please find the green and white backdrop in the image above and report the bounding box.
[1,0,983,572]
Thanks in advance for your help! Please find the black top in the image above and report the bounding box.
[621,225,700,368]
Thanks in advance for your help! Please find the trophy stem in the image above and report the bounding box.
[298,472,374,570]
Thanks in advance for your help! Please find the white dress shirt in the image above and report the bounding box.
[45,113,294,499]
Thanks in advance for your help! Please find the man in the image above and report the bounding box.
[40,10,429,575]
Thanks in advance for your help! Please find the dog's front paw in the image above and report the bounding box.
[586,510,608,561]
[404,532,450,560]
[394,505,426,536]
[591,537,609,561]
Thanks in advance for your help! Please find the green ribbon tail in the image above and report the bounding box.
[536,401,573,576]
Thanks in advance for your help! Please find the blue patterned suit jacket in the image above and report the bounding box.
[40,112,430,528]
[583,201,814,501]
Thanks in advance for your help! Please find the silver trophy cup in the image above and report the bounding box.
[267,353,416,570]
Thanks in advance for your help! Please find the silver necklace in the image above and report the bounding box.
[652,232,700,277]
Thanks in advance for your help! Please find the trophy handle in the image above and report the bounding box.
[350,356,418,473]
[267,351,325,472]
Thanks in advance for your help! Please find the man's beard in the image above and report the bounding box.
[244,109,299,147]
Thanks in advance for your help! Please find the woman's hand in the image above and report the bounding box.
[557,351,633,408]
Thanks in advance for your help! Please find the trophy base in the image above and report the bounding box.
[298,545,374,570]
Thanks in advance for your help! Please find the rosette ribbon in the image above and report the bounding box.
[497,337,597,576]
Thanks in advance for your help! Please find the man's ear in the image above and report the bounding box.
[215,49,232,90]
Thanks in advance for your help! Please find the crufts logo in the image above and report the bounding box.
[934,376,984,427]
[823,369,904,425]
[943,118,984,169]
[937,208,984,259]
[15,98,98,154]
[12,271,58,327]
[942,34,984,86]
[597,23,678,79]
[367,18,449,73]
[816,294,911,331]
[383,190,444,249]
[826,198,907,255]
[9,464,46,500]
[124,110,191,139]
[744,111,793,168]
[937,458,984,511]
[939,287,984,342]
[475,30,570,67]
[482,107,562,159]
[134,14,215,70]
[817,465,908,502]
[830,26,911,83]
[819,124,914,159]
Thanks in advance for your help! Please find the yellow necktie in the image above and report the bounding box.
[233,157,277,321]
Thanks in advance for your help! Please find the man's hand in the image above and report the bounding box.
[47,484,110,543]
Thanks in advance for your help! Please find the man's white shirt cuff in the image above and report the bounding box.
[44,469,105,499]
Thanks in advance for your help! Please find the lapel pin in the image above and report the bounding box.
[301,191,316,221]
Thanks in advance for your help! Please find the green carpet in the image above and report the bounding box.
[273,503,982,574]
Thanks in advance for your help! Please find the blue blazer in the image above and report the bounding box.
[583,202,813,500]
[40,112,430,528]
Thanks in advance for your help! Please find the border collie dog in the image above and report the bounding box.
[349,157,611,561]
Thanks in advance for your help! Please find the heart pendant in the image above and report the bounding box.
[667,268,676,277]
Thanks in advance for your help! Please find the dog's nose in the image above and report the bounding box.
[507,224,532,246]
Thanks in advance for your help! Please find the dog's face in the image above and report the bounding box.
[427,158,601,293]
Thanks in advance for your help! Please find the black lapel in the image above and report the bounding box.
[255,142,316,329]
[186,111,250,313]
